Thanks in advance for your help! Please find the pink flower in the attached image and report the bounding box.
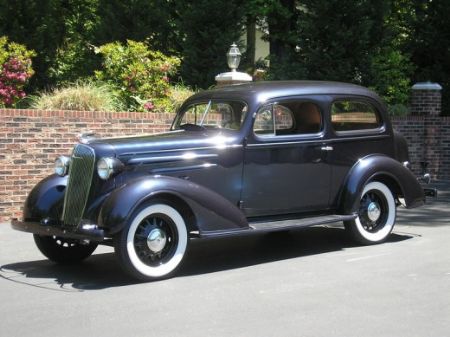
[144,101,155,111]
[162,76,169,83]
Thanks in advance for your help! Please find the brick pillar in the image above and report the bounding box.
[410,82,442,116]
[410,82,442,178]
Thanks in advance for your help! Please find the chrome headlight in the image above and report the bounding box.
[97,157,123,180]
[55,156,70,176]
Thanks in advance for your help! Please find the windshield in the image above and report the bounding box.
[172,100,248,131]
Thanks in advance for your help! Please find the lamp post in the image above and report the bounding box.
[226,43,241,72]
[215,43,252,86]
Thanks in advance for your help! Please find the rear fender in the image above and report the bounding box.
[338,155,425,214]
[98,175,248,235]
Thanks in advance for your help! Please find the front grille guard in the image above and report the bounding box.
[62,144,96,228]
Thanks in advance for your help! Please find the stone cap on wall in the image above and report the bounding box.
[412,82,442,90]
[215,71,252,87]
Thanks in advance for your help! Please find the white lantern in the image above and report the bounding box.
[226,43,241,72]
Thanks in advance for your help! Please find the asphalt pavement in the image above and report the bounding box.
[0,182,449,337]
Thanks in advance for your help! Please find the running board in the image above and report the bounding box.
[197,214,357,238]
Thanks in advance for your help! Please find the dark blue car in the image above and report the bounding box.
[12,81,427,281]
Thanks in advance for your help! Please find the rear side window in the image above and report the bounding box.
[331,100,382,132]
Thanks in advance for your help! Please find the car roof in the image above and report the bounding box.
[186,80,383,105]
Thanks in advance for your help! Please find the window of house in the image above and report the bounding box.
[331,100,382,132]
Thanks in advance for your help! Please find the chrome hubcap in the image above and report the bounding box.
[367,202,381,222]
[146,228,167,253]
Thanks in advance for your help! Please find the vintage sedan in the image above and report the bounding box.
[12,81,428,281]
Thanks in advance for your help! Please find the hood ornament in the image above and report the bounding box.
[77,131,97,144]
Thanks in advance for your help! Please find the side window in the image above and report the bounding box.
[274,105,294,131]
[254,101,322,137]
[331,100,382,132]
[254,105,274,136]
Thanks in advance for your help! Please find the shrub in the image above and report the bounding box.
[94,40,181,112]
[0,36,35,107]
[388,103,409,117]
[166,85,196,112]
[367,48,414,106]
[30,82,124,112]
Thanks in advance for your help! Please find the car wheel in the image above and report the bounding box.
[114,203,188,281]
[344,181,396,245]
[33,234,98,264]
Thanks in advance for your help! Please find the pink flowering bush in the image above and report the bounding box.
[0,37,35,107]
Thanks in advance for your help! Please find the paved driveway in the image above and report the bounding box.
[1,183,449,337]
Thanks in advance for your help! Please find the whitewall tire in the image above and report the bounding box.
[115,203,188,281]
[344,181,396,245]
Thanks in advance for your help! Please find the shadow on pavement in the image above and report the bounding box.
[396,180,450,227]
[0,226,413,291]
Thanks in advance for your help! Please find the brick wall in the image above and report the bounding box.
[391,115,450,179]
[1,107,449,222]
[0,109,175,222]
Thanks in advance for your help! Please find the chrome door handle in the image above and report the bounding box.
[320,146,333,151]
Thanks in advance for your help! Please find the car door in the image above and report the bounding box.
[325,96,395,207]
[241,97,331,217]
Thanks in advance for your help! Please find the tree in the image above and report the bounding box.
[96,0,179,54]
[408,0,450,115]
[0,0,66,89]
[175,0,245,88]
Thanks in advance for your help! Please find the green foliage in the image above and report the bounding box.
[0,0,68,89]
[167,84,196,112]
[47,0,101,84]
[367,47,414,106]
[0,36,35,67]
[388,103,409,117]
[408,0,450,115]
[29,81,124,111]
[176,0,245,88]
[0,0,449,114]
[94,40,180,111]
[95,0,178,54]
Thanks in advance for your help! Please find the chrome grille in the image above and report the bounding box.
[62,144,95,227]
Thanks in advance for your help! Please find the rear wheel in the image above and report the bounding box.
[114,203,188,281]
[344,181,396,245]
[33,235,97,264]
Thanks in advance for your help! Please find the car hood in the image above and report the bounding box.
[86,130,241,162]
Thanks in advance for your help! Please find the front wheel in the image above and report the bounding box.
[33,235,98,264]
[344,181,396,245]
[114,203,188,281]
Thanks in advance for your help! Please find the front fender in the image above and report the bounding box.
[338,155,425,214]
[23,174,67,221]
[98,175,248,235]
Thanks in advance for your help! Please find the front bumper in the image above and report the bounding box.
[11,218,105,242]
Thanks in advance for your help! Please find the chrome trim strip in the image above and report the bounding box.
[325,134,390,143]
[119,144,243,157]
[128,153,218,164]
[246,134,390,148]
[96,130,185,142]
[151,163,218,174]
[246,140,324,147]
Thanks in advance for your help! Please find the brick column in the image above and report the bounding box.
[410,82,442,116]
[410,82,442,178]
